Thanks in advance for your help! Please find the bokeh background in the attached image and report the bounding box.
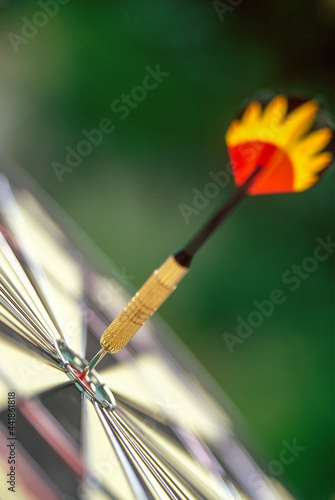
[0,1,333,498]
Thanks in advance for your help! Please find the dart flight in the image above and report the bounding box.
[226,95,333,194]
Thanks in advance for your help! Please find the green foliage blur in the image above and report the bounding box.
[0,1,333,498]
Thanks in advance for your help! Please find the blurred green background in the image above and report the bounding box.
[0,1,333,498]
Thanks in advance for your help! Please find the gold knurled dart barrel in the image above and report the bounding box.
[100,255,188,353]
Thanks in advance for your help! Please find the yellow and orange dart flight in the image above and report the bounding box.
[83,94,334,373]
[226,95,333,194]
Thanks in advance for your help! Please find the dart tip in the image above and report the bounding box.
[79,347,107,378]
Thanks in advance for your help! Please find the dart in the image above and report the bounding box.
[82,94,333,376]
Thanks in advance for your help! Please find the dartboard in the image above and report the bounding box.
[0,160,292,499]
